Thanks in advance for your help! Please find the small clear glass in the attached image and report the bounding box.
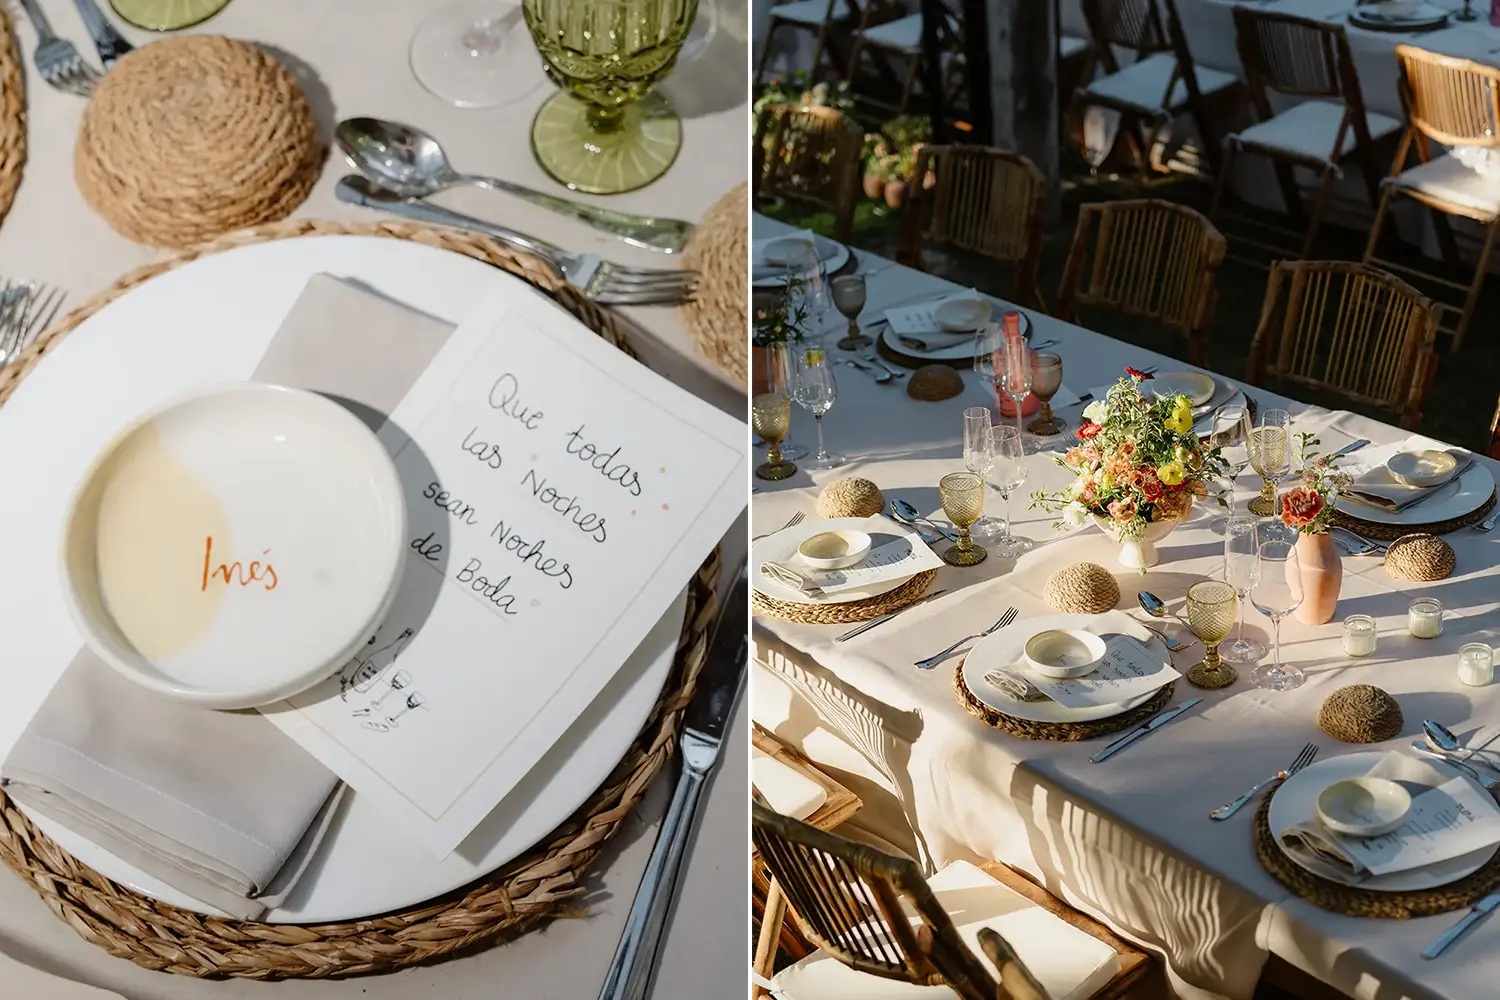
[1408,598,1444,638]
[963,406,1003,543]
[1458,643,1494,687]
[1342,615,1377,657]
[1222,517,1267,664]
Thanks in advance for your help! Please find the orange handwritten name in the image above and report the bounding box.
[200,537,279,592]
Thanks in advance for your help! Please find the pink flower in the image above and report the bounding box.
[1125,366,1154,381]
[1077,422,1101,440]
[1109,497,1139,523]
[1280,487,1325,529]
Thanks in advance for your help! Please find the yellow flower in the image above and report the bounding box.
[1157,461,1186,486]
[1164,398,1194,435]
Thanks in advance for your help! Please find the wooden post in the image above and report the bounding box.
[983,0,1060,220]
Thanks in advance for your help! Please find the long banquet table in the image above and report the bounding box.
[751,213,1500,1000]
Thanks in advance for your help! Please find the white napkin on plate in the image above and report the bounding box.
[1343,442,1469,511]
[983,668,1046,702]
[1,274,454,918]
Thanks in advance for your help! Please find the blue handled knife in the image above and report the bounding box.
[1090,699,1202,763]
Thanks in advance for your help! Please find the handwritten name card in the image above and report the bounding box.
[265,287,745,856]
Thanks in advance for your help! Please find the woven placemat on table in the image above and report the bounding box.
[678,183,746,384]
[1332,489,1497,541]
[1253,795,1500,917]
[76,36,321,249]
[0,219,712,979]
[0,6,25,230]
[953,660,1176,741]
[752,570,937,625]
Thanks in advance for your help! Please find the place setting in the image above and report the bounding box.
[1332,437,1497,540]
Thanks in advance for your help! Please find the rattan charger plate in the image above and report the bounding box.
[1253,795,1500,918]
[0,219,717,979]
[752,570,938,625]
[953,660,1176,741]
[0,5,24,229]
[1332,489,1497,541]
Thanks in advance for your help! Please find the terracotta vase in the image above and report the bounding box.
[1291,531,1342,625]
[863,172,885,200]
[883,180,908,209]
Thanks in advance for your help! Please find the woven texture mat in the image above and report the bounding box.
[76,36,320,248]
[954,660,1176,741]
[0,219,713,979]
[678,183,746,384]
[0,6,24,229]
[1333,490,1497,541]
[1253,795,1500,917]
[752,570,937,625]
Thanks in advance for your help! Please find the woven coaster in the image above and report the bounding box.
[678,183,746,384]
[75,37,321,249]
[0,219,710,979]
[752,570,937,625]
[0,6,25,230]
[1253,795,1500,917]
[1332,490,1496,541]
[953,660,1176,741]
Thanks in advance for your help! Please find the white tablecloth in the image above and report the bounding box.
[0,3,748,998]
[751,213,1500,1000]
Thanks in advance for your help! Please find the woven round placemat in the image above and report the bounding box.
[953,660,1176,741]
[752,570,937,625]
[678,183,746,384]
[0,6,25,230]
[76,36,321,248]
[1253,794,1500,917]
[0,219,711,979]
[1332,489,1496,541]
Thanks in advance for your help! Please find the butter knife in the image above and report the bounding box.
[598,564,748,1000]
[1422,892,1500,959]
[1090,699,1202,763]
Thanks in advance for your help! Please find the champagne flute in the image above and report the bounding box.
[831,275,869,351]
[1221,517,1268,664]
[763,341,806,460]
[987,423,1033,559]
[1206,404,1253,534]
[964,406,1003,542]
[751,394,795,481]
[1247,409,1290,517]
[939,472,987,567]
[1028,353,1066,436]
[1185,580,1239,689]
[996,326,1034,426]
[1250,538,1306,691]
[792,346,843,471]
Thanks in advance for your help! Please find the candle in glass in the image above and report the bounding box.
[1342,615,1376,657]
[1408,598,1443,638]
[1459,644,1494,686]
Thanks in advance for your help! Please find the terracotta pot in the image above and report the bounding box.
[863,172,885,200]
[883,180,908,209]
[1291,531,1342,625]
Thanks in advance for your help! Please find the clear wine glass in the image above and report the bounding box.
[973,324,1003,387]
[787,244,831,343]
[1206,404,1252,534]
[1221,517,1268,664]
[987,423,1033,559]
[792,346,843,471]
[1247,408,1291,518]
[1250,537,1306,691]
[409,0,541,109]
[964,406,1003,543]
[997,334,1034,428]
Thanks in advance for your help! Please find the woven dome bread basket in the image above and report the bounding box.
[1385,533,1455,581]
[0,220,719,979]
[677,184,747,384]
[1318,684,1403,744]
[1044,563,1120,614]
[816,478,884,519]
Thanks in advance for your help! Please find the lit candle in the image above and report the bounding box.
[1408,598,1443,639]
[1342,615,1377,657]
[1459,643,1495,687]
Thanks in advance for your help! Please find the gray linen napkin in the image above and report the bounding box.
[2,274,454,918]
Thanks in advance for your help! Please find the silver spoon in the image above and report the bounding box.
[335,117,694,253]
[890,499,957,542]
[1426,720,1464,754]
[1139,591,1193,629]
[843,358,891,384]
[1411,741,1500,790]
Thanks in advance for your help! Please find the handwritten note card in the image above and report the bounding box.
[264,287,746,857]
[803,536,943,595]
[1340,778,1500,877]
[1022,634,1179,709]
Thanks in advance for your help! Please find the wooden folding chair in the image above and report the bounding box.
[755,0,875,86]
[753,104,863,243]
[1056,198,1226,367]
[1363,45,1500,352]
[1488,395,1500,460]
[1246,261,1438,430]
[1211,8,1400,260]
[845,2,964,116]
[897,145,1048,312]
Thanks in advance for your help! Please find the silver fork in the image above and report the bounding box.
[914,607,1018,669]
[1412,741,1500,790]
[0,281,63,366]
[1209,742,1318,819]
[1141,622,1190,651]
[1332,526,1387,556]
[335,176,698,306]
[18,0,99,96]
[752,511,804,543]
[1476,511,1498,533]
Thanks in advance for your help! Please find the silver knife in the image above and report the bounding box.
[1328,439,1370,461]
[71,0,132,68]
[1422,892,1500,959]
[1090,699,1202,763]
[598,564,748,1000]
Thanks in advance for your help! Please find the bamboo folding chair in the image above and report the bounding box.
[1055,199,1226,367]
[845,2,964,116]
[897,145,1049,312]
[1211,8,1399,261]
[1362,45,1500,352]
[1246,261,1438,431]
[753,104,863,243]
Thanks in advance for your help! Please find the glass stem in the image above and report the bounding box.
[1273,615,1283,670]
[814,413,825,459]
[1235,593,1247,643]
[999,490,1011,540]
[587,104,627,134]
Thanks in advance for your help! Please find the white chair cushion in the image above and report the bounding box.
[770,860,1122,1000]
[1229,100,1401,165]
[1059,34,1090,60]
[770,0,850,25]
[751,749,827,821]
[1081,51,1236,115]
[858,13,923,51]
[1391,153,1500,217]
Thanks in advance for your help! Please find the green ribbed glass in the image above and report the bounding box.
[523,0,697,193]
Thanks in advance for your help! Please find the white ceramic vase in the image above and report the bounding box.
[1092,514,1184,569]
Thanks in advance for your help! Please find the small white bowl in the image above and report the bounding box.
[762,236,817,267]
[61,383,407,709]
[1387,449,1457,488]
[935,297,990,332]
[1023,628,1107,679]
[1316,777,1412,838]
[797,529,872,571]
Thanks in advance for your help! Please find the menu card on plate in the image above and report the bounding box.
[1334,778,1500,877]
[263,287,745,857]
[884,290,984,337]
[1022,634,1180,709]
[799,533,943,595]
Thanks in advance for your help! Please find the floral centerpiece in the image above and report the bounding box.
[1031,368,1225,568]
[1280,433,1353,625]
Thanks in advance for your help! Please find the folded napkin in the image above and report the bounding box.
[1,274,455,918]
[984,668,1046,702]
[1343,444,1470,512]
[761,561,824,597]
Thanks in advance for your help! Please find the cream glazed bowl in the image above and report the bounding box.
[60,383,407,709]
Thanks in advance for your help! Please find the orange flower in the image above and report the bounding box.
[1077,422,1101,440]
[1281,487,1325,529]
[1116,441,1137,460]
[1108,497,1139,523]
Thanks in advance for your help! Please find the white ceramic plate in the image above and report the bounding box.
[879,309,1029,362]
[1151,371,1216,406]
[752,516,919,605]
[752,234,851,288]
[1333,460,1494,526]
[0,235,685,922]
[1269,751,1497,891]
[962,612,1165,723]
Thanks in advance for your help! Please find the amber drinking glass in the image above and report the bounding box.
[1185,580,1238,689]
[752,394,795,481]
[830,275,869,350]
[939,472,987,567]
[1027,352,1065,436]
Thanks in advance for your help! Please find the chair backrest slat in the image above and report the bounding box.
[1234,8,1352,99]
[1082,0,1168,54]
[753,104,864,240]
[1396,44,1500,149]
